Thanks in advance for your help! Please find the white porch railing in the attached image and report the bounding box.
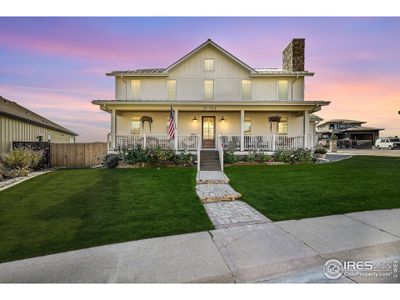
[220,135,308,151]
[115,134,200,151]
[220,135,241,151]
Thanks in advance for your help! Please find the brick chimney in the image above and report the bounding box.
[282,38,305,71]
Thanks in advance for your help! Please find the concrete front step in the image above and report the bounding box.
[200,165,221,171]
[196,184,241,203]
[196,171,230,184]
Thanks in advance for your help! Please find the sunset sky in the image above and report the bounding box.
[0,17,399,141]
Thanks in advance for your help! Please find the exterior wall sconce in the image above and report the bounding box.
[192,116,198,121]
[220,116,225,121]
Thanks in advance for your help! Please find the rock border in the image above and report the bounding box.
[0,170,53,192]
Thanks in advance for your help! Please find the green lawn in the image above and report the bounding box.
[225,156,400,221]
[0,168,212,263]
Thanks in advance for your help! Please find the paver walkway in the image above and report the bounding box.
[195,171,241,202]
[204,201,270,229]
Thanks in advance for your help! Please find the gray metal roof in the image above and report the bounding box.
[0,96,78,136]
[106,39,314,77]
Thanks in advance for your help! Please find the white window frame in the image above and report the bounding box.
[277,79,289,100]
[130,80,141,99]
[167,79,177,100]
[241,80,252,99]
[204,80,214,100]
[278,117,288,135]
[130,117,141,134]
[204,58,214,71]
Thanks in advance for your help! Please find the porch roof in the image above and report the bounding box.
[92,99,330,113]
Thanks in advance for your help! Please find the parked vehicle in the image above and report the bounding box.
[375,138,400,149]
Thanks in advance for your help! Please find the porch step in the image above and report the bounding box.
[196,171,229,184]
[196,184,241,203]
[200,164,221,171]
[200,150,221,171]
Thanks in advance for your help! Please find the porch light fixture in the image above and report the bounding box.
[192,116,198,121]
[220,116,225,121]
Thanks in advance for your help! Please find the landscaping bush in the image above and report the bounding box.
[314,147,327,155]
[246,150,258,162]
[122,145,150,164]
[174,151,195,166]
[148,147,175,166]
[102,154,120,168]
[0,148,43,180]
[274,148,312,164]
[256,152,270,163]
[224,141,238,164]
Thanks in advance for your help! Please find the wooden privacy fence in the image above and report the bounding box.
[50,142,107,168]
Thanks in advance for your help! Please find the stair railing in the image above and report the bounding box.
[217,134,224,172]
[197,134,201,172]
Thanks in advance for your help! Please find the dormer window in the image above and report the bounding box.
[204,59,214,71]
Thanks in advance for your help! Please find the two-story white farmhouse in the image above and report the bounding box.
[92,39,330,156]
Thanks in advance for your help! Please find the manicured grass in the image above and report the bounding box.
[0,168,212,263]
[225,156,400,221]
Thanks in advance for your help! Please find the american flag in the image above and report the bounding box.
[168,106,175,139]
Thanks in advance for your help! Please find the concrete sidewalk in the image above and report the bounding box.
[1,209,399,283]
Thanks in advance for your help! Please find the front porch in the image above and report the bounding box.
[107,106,318,153]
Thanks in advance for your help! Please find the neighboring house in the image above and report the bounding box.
[316,119,384,148]
[92,38,330,152]
[0,96,77,153]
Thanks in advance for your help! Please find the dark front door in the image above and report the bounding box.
[202,116,216,149]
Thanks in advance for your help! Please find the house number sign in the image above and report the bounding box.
[202,106,217,110]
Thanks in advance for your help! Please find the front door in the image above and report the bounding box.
[202,116,216,149]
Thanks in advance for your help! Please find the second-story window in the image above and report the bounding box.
[130,80,141,99]
[241,80,251,99]
[204,80,214,100]
[204,59,214,71]
[277,79,289,100]
[167,80,177,100]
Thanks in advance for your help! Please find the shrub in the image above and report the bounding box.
[148,146,175,166]
[102,154,120,168]
[174,151,194,166]
[0,163,5,181]
[256,152,270,163]
[122,145,149,164]
[0,148,43,179]
[274,148,312,164]
[274,149,292,163]
[224,141,238,164]
[246,150,258,162]
[314,147,327,155]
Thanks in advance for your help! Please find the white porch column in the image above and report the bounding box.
[303,110,309,148]
[240,110,245,151]
[174,108,179,151]
[111,108,117,150]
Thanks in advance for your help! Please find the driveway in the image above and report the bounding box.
[0,209,399,283]
[337,148,400,157]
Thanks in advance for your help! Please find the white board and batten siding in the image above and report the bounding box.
[114,46,305,101]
